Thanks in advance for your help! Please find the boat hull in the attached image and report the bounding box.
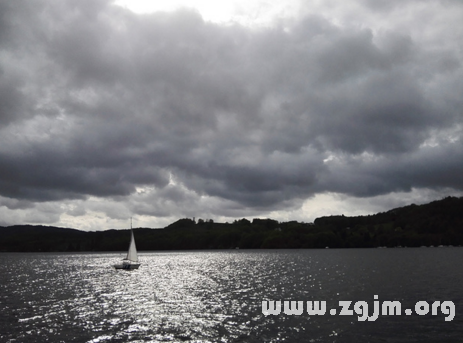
[113,263,140,270]
[113,226,140,270]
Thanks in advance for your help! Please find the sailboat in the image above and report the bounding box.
[113,219,140,270]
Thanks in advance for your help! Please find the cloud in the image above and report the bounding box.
[1,0,463,228]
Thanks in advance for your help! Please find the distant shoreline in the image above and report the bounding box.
[2,196,463,252]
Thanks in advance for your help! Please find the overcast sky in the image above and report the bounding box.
[1,0,462,230]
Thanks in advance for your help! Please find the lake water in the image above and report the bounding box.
[1,248,462,342]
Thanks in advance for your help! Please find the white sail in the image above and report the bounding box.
[126,230,138,262]
[113,219,140,269]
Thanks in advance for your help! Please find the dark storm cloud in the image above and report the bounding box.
[1,0,463,218]
[319,141,463,198]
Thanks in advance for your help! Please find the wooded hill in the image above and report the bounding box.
[1,196,463,252]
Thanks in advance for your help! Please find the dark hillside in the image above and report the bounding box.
[1,196,462,251]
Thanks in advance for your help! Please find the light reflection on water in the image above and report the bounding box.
[1,249,463,342]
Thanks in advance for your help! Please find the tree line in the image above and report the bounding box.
[1,196,463,252]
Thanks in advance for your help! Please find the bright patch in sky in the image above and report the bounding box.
[114,0,298,25]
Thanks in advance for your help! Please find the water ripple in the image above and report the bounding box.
[1,249,463,342]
